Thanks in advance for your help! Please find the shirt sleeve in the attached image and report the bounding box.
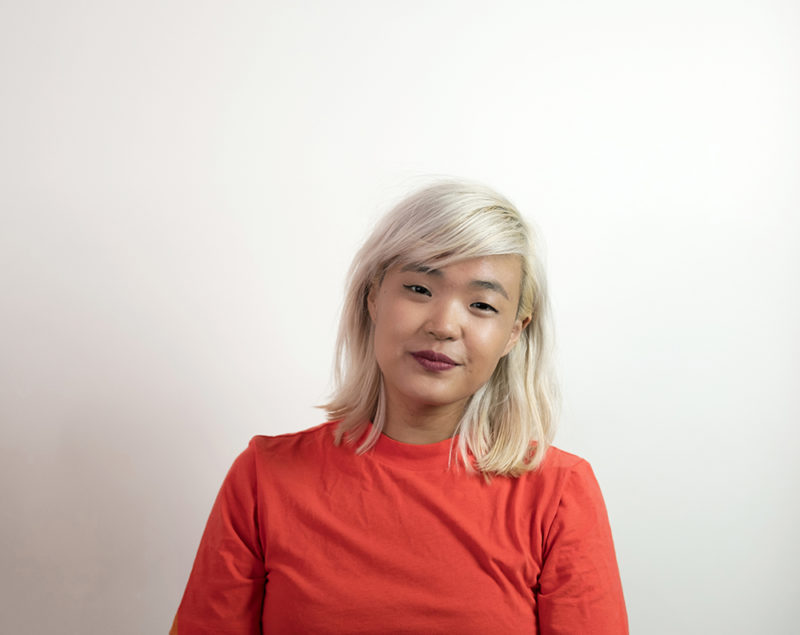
[536,459,628,635]
[170,439,266,634]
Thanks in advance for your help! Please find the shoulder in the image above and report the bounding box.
[542,446,606,501]
[219,422,341,494]
[512,446,608,523]
[539,445,587,471]
[249,421,337,451]
[531,447,613,539]
[527,445,598,490]
[243,421,341,470]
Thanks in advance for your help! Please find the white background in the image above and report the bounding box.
[2,1,798,633]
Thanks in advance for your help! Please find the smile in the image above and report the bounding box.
[410,350,459,372]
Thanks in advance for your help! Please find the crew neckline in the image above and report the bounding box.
[365,424,462,471]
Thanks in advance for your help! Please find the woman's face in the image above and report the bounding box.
[367,254,530,420]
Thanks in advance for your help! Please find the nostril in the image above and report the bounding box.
[427,327,456,341]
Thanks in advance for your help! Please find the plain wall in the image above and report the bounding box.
[1,1,798,633]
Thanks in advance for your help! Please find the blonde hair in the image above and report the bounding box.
[323,179,559,476]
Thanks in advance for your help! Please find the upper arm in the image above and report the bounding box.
[536,460,628,635]
[171,440,266,635]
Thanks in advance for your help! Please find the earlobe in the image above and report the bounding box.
[503,315,531,356]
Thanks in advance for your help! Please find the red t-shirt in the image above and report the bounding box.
[171,422,627,634]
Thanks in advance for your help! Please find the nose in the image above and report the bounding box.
[425,299,461,341]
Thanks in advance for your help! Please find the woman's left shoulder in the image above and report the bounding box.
[516,445,605,501]
[531,445,595,480]
[540,445,587,469]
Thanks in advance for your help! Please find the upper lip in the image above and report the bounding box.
[411,350,459,365]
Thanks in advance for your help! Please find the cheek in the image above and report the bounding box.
[471,325,514,361]
[372,321,391,355]
[373,310,406,356]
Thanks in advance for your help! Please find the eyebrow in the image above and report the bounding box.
[400,264,510,300]
[469,279,510,300]
[401,264,442,276]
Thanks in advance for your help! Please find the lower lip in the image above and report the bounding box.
[411,354,458,372]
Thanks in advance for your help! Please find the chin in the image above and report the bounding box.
[402,388,470,411]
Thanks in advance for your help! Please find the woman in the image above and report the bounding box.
[171,180,628,634]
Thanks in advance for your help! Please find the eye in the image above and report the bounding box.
[403,284,431,296]
[471,301,498,313]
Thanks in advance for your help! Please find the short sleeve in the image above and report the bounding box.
[170,439,266,634]
[536,459,628,634]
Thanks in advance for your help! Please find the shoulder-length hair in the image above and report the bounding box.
[323,179,559,476]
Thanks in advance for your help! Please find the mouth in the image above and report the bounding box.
[410,350,459,372]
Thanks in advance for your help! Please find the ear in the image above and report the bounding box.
[502,315,531,357]
[367,283,378,323]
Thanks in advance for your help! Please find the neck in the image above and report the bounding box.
[381,395,465,444]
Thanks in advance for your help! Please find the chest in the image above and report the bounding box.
[258,461,545,633]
